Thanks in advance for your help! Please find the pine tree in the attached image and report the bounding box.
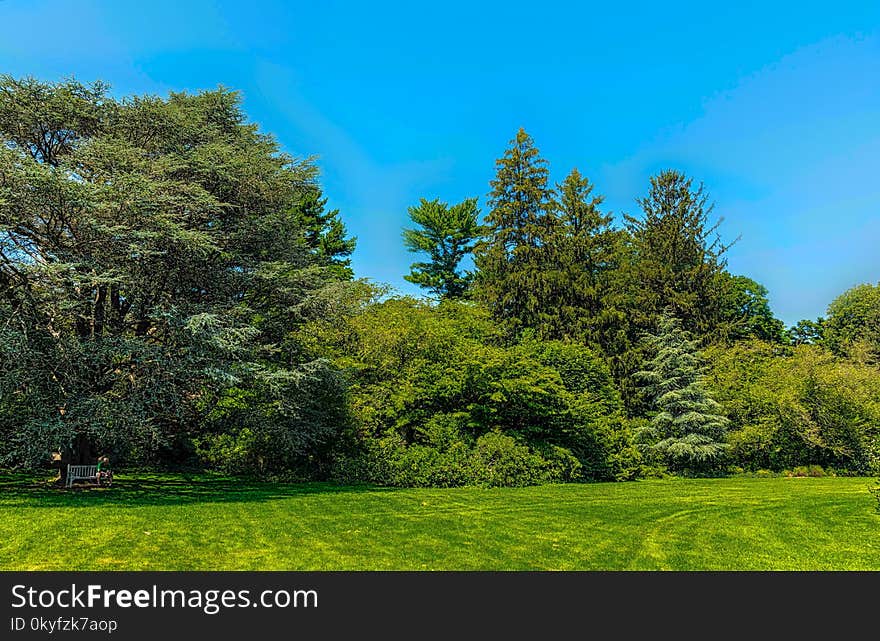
[403,197,481,299]
[636,309,729,474]
[474,128,557,335]
[297,187,356,278]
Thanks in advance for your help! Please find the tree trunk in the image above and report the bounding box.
[93,284,106,337]
[59,432,96,486]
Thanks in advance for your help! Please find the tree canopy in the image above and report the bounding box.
[0,75,353,478]
[824,282,880,364]
[635,309,729,474]
[2,82,877,486]
[403,197,481,299]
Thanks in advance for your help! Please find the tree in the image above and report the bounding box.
[635,309,729,474]
[705,339,880,472]
[788,318,825,345]
[540,168,624,342]
[823,282,880,363]
[602,170,733,415]
[305,296,640,484]
[624,170,733,339]
[474,128,557,336]
[297,186,356,279]
[403,197,481,299]
[717,274,786,343]
[0,76,351,480]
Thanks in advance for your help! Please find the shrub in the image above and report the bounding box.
[194,429,261,476]
[705,341,880,474]
[311,297,639,485]
[784,465,827,478]
[470,432,554,487]
[331,431,580,488]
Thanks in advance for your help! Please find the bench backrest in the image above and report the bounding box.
[68,465,98,477]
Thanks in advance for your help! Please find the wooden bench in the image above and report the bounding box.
[66,464,99,488]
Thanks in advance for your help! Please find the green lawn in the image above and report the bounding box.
[1,473,878,570]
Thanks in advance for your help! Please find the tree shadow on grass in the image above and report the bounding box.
[0,472,390,508]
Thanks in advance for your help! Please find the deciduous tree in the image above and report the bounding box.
[824,282,880,363]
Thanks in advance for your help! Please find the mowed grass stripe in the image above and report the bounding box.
[1,475,877,570]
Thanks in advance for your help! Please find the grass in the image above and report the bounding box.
[1,473,878,570]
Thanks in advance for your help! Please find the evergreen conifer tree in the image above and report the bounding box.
[542,168,623,342]
[474,128,557,335]
[636,309,729,474]
[0,76,352,477]
[297,187,356,279]
[624,170,732,338]
[403,197,481,299]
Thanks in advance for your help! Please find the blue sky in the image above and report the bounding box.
[2,0,878,325]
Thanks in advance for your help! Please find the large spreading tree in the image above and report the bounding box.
[0,76,353,480]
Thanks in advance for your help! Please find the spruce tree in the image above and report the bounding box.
[474,128,557,335]
[636,309,729,474]
[543,168,623,342]
[403,197,481,299]
[624,170,732,338]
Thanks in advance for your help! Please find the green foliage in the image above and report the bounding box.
[705,340,880,473]
[788,318,825,345]
[203,359,349,477]
[193,428,261,476]
[824,282,880,363]
[535,168,626,343]
[403,197,482,299]
[474,128,557,336]
[306,296,639,484]
[297,186,356,279]
[786,465,829,478]
[0,75,353,474]
[5,76,879,489]
[623,170,731,339]
[717,274,786,343]
[636,310,729,474]
[333,431,580,488]
[575,169,735,415]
